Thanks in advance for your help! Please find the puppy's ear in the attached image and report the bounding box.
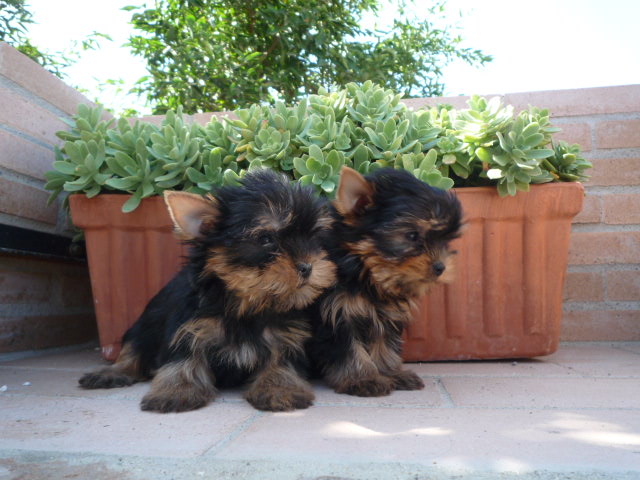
[335,166,374,216]
[164,191,219,239]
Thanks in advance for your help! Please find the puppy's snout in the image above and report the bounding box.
[432,261,446,277]
[296,262,312,279]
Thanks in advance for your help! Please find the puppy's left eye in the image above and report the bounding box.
[258,233,274,246]
[405,231,420,242]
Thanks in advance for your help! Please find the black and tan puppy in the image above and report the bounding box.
[79,170,336,412]
[307,166,463,397]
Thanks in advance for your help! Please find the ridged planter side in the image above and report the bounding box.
[69,194,187,361]
[403,182,585,361]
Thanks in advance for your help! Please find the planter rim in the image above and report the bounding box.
[68,181,585,202]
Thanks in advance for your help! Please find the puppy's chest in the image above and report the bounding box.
[219,318,310,368]
[326,291,412,329]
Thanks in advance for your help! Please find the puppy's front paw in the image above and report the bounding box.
[140,388,214,413]
[79,369,136,389]
[335,375,394,397]
[245,385,315,412]
[389,369,425,391]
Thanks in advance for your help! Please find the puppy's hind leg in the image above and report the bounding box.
[79,343,146,389]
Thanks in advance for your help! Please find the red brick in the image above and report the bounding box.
[573,193,601,224]
[587,157,640,186]
[0,177,58,224]
[404,85,640,118]
[0,89,67,146]
[0,42,99,117]
[596,119,640,149]
[0,129,54,180]
[607,270,640,301]
[554,123,592,151]
[569,231,640,265]
[563,272,604,302]
[561,310,640,341]
[402,96,471,111]
[0,314,97,353]
[603,194,640,224]
[505,85,640,117]
[0,271,52,304]
[60,273,94,308]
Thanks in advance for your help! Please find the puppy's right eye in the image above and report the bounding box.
[405,231,420,242]
[258,233,274,246]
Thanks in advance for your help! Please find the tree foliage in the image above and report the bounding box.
[0,0,65,76]
[127,0,492,114]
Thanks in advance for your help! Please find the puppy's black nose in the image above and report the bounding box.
[297,263,312,279]
[432,261,445,277]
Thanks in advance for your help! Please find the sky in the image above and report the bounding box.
[24,0,640,115]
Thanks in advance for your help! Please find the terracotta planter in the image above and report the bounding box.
[69,194,187,361]
[71,182,584,362]
[404,182,585,361]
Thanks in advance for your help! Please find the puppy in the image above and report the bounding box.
[307,166,463,396]
[79,170,336,412]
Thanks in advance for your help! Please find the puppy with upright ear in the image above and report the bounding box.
[79,170,336,412]
[307,166,463,397]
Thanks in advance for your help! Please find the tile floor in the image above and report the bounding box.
[0,342,639,480]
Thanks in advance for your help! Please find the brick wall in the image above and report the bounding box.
[405,84,640,341]
[0,42,97,353]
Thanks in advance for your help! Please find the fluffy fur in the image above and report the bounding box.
[307,166,463,396]
[79,170,336,412]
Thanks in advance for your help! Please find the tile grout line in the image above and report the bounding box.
[434,378,456,408]
[202,410,265,457]
[613,344,640,357]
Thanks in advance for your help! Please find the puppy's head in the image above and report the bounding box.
[334,166,463,300]
[164,170,336,314]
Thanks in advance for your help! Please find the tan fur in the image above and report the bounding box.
[263,325,310,358]
[246,212,292,236]
[322,291,377,328]
[205,248,335,315]
[244,327,315,411]
[369,335,403,375]
[164,191,219,240]
[324,340,378,390]
[345,239,452,299]
[111,343,143,378]
[141,356,217,412]
[170,317,225,352]
[334,166,375,218]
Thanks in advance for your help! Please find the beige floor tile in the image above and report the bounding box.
[406,358,577,378]
[545,343,640,377]
[442,376,640,409]
[0,394,257,458]
[214,406,640,473]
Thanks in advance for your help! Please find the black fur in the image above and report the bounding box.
[79,170,335,412]
[307,167,463,396]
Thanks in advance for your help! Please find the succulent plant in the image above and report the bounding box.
[46,82,591,211]
[397,150,454,191]
[293,144,346,195]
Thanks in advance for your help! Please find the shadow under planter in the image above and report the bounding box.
[70,182,584,362]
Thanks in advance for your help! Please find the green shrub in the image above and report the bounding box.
[46,81,591,212]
